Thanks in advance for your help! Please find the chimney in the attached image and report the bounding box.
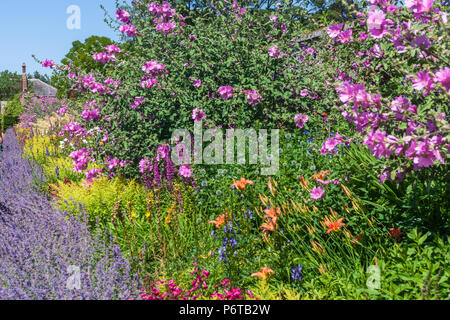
[22,63,28,92]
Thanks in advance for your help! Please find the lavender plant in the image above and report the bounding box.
[0,129,140,300]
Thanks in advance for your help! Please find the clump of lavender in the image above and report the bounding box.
[0,129,140,300]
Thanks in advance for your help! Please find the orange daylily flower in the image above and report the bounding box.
[311,171,331,182]
[261,207,281,233]
[231,178,254,191]
[324,216,346,234]
[208,214,227,229]
[264,207,281,220]
[251,267,275,280]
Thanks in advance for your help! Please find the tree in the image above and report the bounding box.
[61,36,116,72]
[30,71,51,84]
[0,71,21,101]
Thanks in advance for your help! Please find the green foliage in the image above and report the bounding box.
[3,94,24,116]
[1,115,19,132]
[335,142,449,236]
[1,94,24,131]
[30,71,51,84]
[373,230,449,300]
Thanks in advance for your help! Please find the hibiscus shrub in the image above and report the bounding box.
[48,0,338,178]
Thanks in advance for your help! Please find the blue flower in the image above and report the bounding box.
[291,264,303,282]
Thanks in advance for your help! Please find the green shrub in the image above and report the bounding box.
[1,115,19,131]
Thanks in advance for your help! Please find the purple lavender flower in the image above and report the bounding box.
[291,265,303,282]
[0,130,140,300]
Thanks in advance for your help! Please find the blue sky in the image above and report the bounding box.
[0,1,125,76]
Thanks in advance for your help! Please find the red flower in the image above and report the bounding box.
[389,228,402,241]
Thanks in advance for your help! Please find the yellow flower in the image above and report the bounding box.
[130,211,137,219]
[145,211,151,218]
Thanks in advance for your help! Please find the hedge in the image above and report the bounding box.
[1,115,19,132]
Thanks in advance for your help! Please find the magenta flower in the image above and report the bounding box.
[245,90,262,106]
[105,45,122,54]
[56,107,67,116]
[294,114,309,129]
[42,60,55,69]
[142,60,165,75]
[156,145,170,162]
[85,168,103,184]
[139,158,152,174]
[434,67,450,93]
[218,86,234,100]
[179,164,193,178]
[131,97,145,110]
[81,108,101,122]
[192,108,206,122]
[386,5,397,13]
[367,8,388,39]
[321,134,344,154]
[411,70,434,95]
[412,35,432,49]
[69,148,91,173]
[413,141,440,169]
[93,52,114,64]
[107,158,120,170]
[359,32,368,42]
[364,130,390,159]
[268,45,281,58]
[116,9,130,23]
[119,24,136,37]
[390,96,412,113]
[141,77,158,89]
[405,0,434,13]
[192,79,202,88]
[310,187,325,200]
[156,22,176,34]
[327,23,343,38]
[300,89,309,97]
[338,29,353,43]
